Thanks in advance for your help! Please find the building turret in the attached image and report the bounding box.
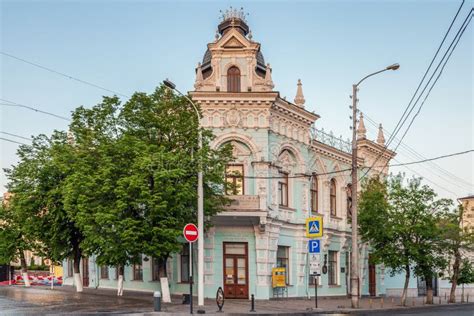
[357,112,367,140]
[294,79,305,107]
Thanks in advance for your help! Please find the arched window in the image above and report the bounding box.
[311,175,318,214]
[346,184,352,220]
[227,66,241,92]
[330,179,337,216]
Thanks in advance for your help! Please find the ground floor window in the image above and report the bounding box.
[67,259,73,277]
[133,262,143,281]
[328,251,338,285]
[180,244,190,283]
[100,266,109,279]
[276,246,290,285]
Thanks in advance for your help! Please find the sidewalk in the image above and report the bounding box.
[0,285,473,315]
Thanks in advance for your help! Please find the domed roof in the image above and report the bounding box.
[202,49,212,71]
[256,50,266,71]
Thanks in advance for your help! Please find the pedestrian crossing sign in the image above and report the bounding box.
[306,216,323,238]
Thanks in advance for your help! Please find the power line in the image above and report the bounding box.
[0,99,71,121]
[363,113,473,191]
[391,9,473,154]
[385,0,466,149]
[0,51,130,98]
[360,4,471,180]
[0,137,29,146]
[390,149,473,167]
[238,149,473,179]
[0,131,32,142]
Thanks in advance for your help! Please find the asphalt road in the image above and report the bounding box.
[356,303,474,316]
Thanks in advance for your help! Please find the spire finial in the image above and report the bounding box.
[294,79,305,107]
[357,112,367,140]
[194,62,203,89]
[377,123,385,145]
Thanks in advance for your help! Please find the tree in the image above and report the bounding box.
[359,174,451,305]
[438,205,474,303]
[3,133,86,291]
[64,86,232,295]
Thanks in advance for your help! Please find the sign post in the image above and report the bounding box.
[183,223,199,314]
[306,217,323,309]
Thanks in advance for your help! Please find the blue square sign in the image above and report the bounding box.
[308,239,321,254]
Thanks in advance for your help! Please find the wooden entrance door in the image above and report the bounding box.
[82,257,89,287]
[223,242,248,299]
[368,258,376,296]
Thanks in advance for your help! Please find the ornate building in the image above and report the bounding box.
[63,9,395,299]
[169,9,394,299]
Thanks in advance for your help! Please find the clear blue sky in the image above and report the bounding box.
[1,0,473,200]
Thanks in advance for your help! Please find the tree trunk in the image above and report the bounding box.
[117,265,124,296]
[449,251,461,303]
[426,277,433,304]
[401,265,410,306]
[19,251,31,287]
[73,246,83,292]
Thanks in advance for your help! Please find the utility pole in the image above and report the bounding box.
[350,83,360,309]
[349,63,400,309]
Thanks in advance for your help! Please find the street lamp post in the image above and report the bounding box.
[163,79,205,308]
[350,64,399,308]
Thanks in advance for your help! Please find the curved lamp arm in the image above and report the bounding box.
[356,63,400,87]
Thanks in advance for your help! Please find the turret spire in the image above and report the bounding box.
[357,112,367,140]
[294,79,305,107]
[194,62,203,89]
[377,123,385,145]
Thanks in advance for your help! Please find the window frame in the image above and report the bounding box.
[276,246,290,285]
[100,266,109,279]
[330,179,337,216]
[180,244,190,283]
[133,262,143,281]
[278,171,289,207]
[311,176,318,213]
[227,66,241,92]
[225,164,244,195]
[328,250,338,285]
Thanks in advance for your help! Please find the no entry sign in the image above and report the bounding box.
[183,223,199,243]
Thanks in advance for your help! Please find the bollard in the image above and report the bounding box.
[250,294,256,312]
[467,293,469,303]
[438,296,441,305]
[154,291,162,312]
[444,292,447,301]
[380,297,384,308]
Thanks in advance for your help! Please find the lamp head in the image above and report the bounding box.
[162,79,176,90]
[386,63,400,71]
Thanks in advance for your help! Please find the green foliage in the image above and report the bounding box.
[458,259,474,285]
[359,173,452,281]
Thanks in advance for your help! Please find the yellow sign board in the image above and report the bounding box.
[272,267,286,288]
[306,216,323,238]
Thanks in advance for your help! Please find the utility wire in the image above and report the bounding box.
[391,10,473,154]
[0,51,130,98]
[360,4,471,181]
[0,99,71,121]
[385,0,465,149]
[0,137,29,146]
[238,149,473,179]
[363,113,473,191]
[0,131,32,142]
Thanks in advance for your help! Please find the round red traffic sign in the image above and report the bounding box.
[183,223,199,243]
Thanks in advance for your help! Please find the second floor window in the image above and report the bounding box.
[346,184,352,220]
[225,164,244,195]
[311,176,318,213]
[330,179,337,216]
[278,171,289,207]
[227,66,241,92]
